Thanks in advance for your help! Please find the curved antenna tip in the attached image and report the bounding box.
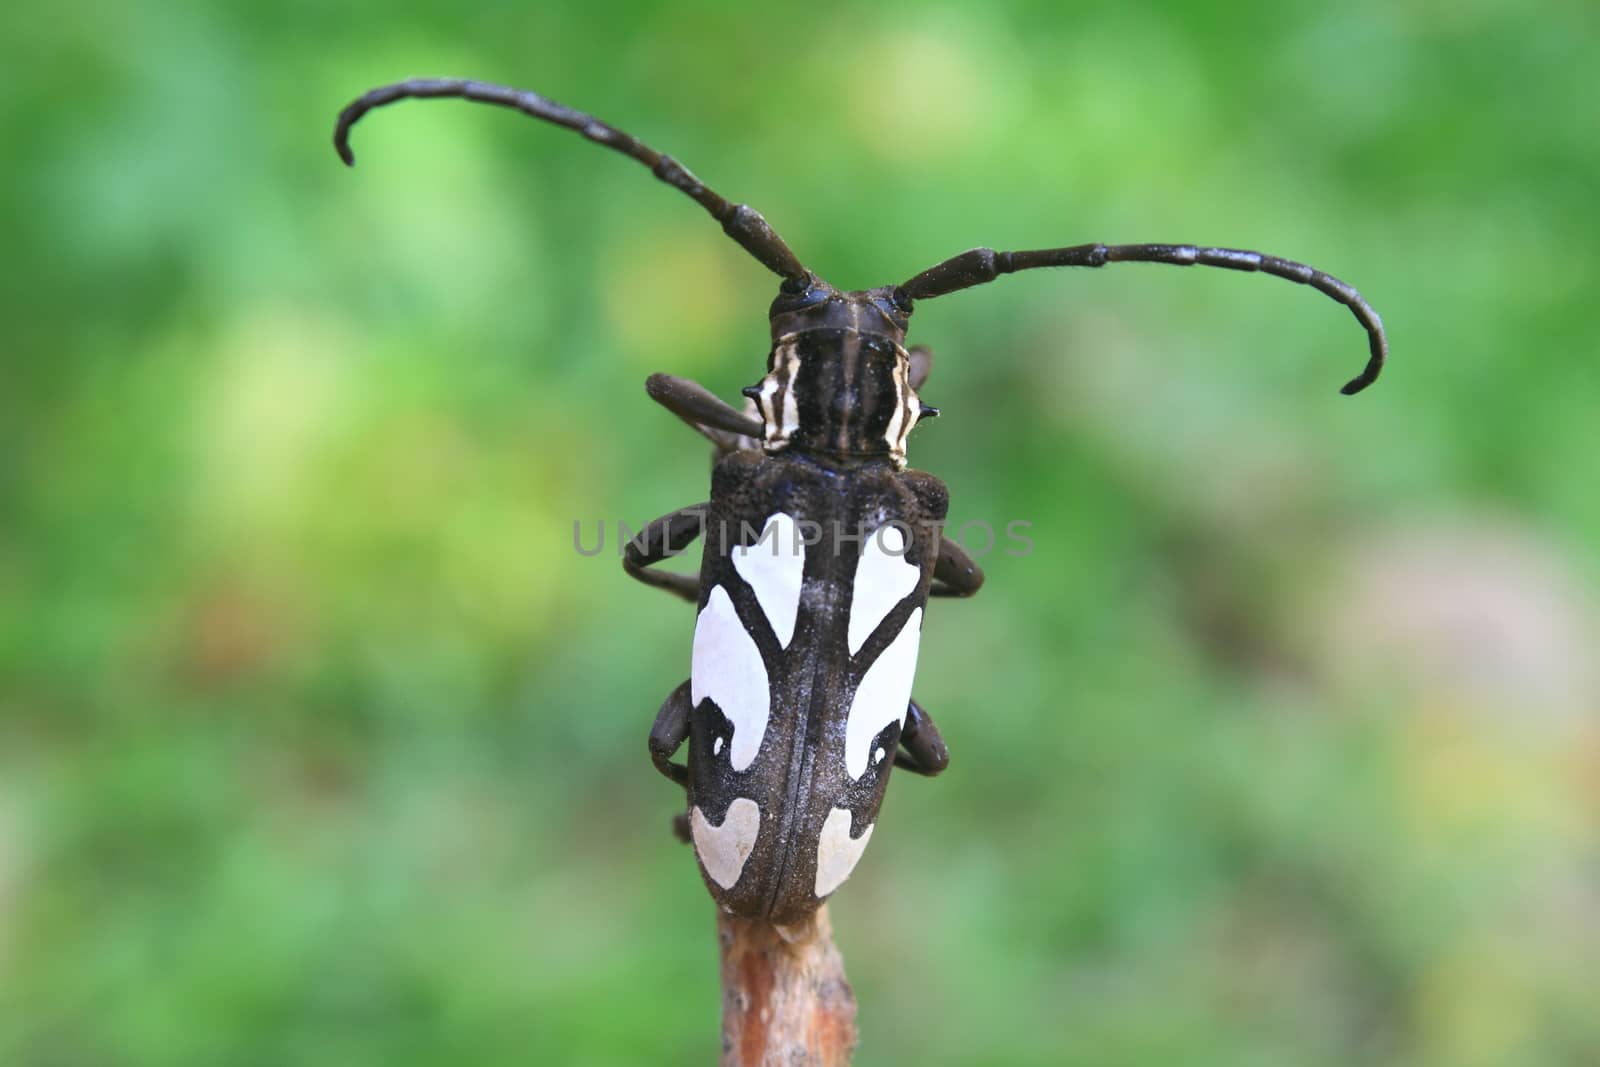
[1339,338,1387,396]
[1339,355,1384,395]
[333,120,356,166]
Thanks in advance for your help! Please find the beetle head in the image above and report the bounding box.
[767,279,910,342]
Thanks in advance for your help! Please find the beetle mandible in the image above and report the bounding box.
[334,78,1388,925]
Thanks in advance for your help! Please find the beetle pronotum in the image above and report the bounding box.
[335,78,1387,925]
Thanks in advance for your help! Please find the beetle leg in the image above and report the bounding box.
[623,503,709,603]
[908,344,934,392]
[929,535,985,598]
[894,698,950,776]
[650,679,692,787]
[646,373,764,453]
[650,680,695,843]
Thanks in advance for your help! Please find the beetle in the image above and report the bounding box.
[334,78,1388,925]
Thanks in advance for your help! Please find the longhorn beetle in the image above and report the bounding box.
[334,78,1388,926]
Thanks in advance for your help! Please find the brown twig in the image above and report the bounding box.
[717,906,858,1066]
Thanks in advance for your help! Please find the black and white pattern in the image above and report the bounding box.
[752,323,924,468]
[681,448,947,922]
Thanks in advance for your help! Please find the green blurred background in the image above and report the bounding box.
[3,1,1598,1064]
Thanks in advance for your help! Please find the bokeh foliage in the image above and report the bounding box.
[2,1,1598,1064]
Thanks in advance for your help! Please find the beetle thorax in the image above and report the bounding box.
[753,286,923,468]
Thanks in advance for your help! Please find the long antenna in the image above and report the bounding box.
[897,243,1387,394]
[334,78,811,285]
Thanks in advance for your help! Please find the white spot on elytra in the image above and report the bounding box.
[692,585,769,771]
[814,807,874,897]
[691,798,761,889]
[733,512,805,648]
[874,747,886,765]
[845,608,922,780]
[847,525,920,655]
[713,736,724,756]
